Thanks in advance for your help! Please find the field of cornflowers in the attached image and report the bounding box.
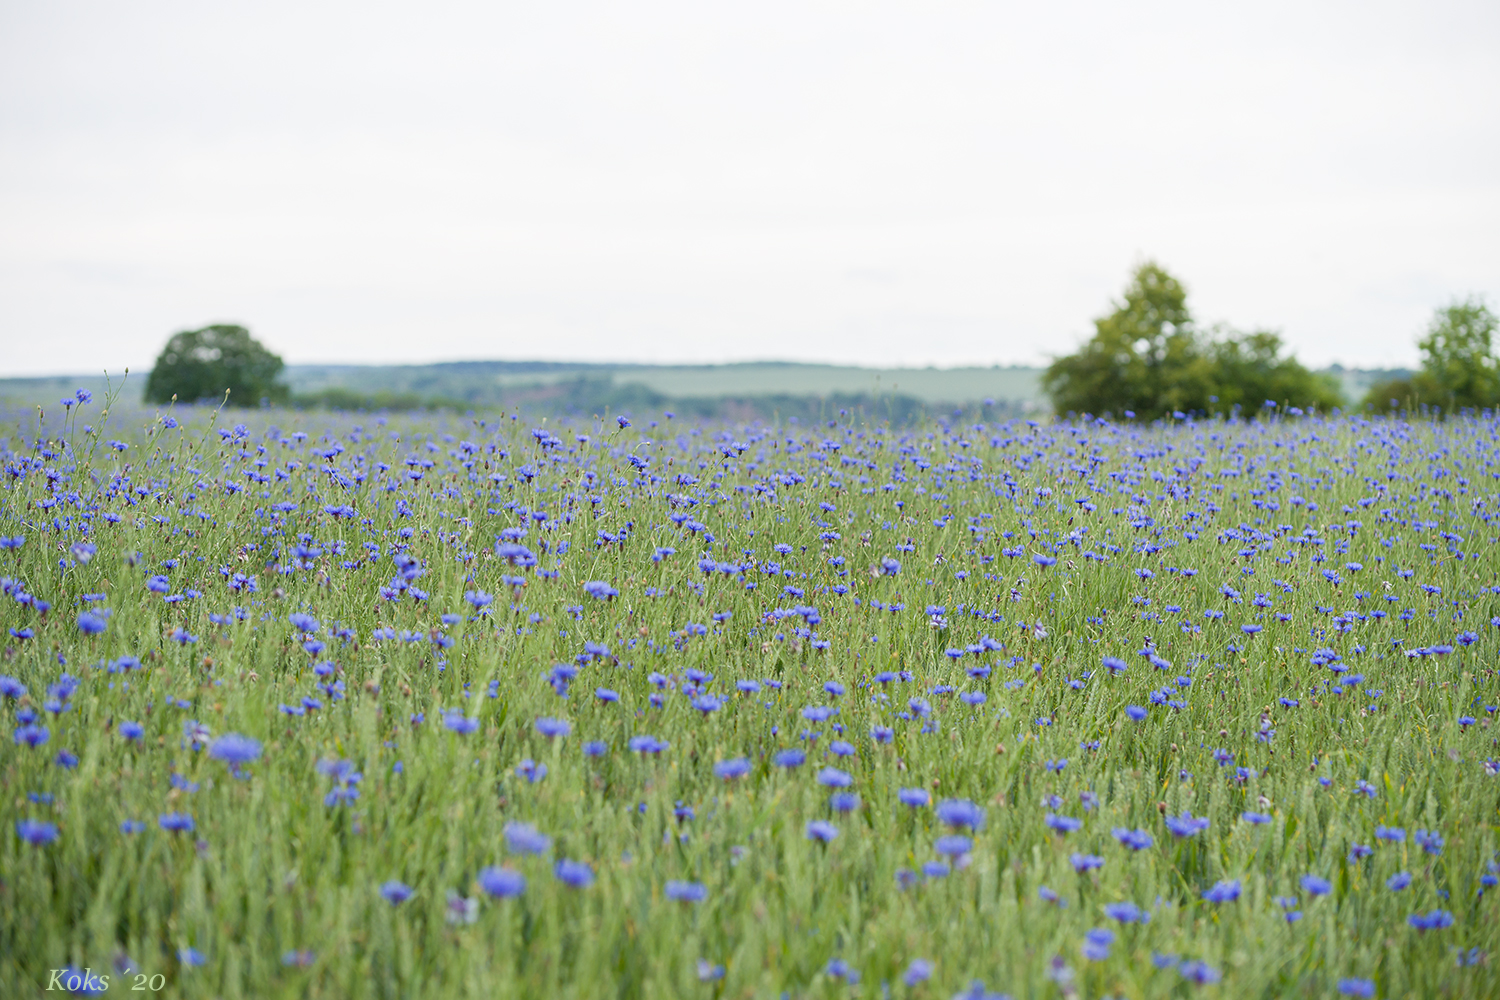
[3,388,1499,999]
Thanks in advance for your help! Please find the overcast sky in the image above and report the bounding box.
[1,1,1496,376]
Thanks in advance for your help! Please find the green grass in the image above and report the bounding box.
[0,394,1497,998]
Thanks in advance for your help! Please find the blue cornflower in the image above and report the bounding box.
[817,767,852,788]
[159,812,195,833]
[14,724,49,748]
[1202,879,1241,903]
[715,758,751,780]
[1301,875,1332,896]
[1178,961,1222,984]
[665,880,707,903]
[1103,901,1149,923]
[903,959,934,986]
[443,712,479,735]
[935,799,985,830]
[628,735,669,754]
[479,867,527,898]
[773,748,807,768]
[1047,813,1083,834]
[1113,827,1154,851]
[534,717,572,738]
[1336,979,1375,998]
[554,860,595,888]
[898,787,931,808]
[825,958,859,983]
[1082,927,1113,961]
[1070,853,1104,873]
[504,822,551,854]
[207,733,262,766]
[806,820,839,843]
[1164,812,1210,837]
[1407,909,1454,931]
[380,880,414,905]
[935,835,972,857]
[16,819,59,846]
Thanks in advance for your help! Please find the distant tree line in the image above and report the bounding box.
[1042,263,1341,420]
[139,324,983,424]
[1360,297,1500,413]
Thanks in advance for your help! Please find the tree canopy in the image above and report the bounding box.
[1362,297,1499,413]
[1043,262,1341,420]
[144,325,289,407]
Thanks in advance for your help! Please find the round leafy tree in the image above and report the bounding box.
[144,324,289,406]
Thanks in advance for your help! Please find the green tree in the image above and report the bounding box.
[1206,329,1343,414]
[144,324,289,407]
[1362,297,1499,413]
[1043,262,1215,419]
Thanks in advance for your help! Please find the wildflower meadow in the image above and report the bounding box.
[3,386,1499,998]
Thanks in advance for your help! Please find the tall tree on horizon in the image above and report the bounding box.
[144,324,288,407]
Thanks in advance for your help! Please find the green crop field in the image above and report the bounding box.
[1,387,1496,999]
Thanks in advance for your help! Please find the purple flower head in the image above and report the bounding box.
[207,733,262,767]
[1407,909,1454,931]
[554,859,595,888]
[817,766,852,788]
[504,822,551,854]
[628,734,669,754]
[903,959,933,986]
[478,866,527,898]
[1178,961,1222,985]
[1103,901,1149,924]
[665,880,707,903]
[1165,812,1210,838]
[1301,874,1332,896]
[1203,879,1241,903]
[899,787,931,808]
[935,799,985,830]
[380,880,414,905]
[534,716,572,738]
[1046,813,1083,834]
[1112,827,1154,851]
[806,820,839,843]
[715,758,751,780]
[773,748,807,769]
[159,812,195,833]
[935,835,973,858]
[16,819,59,846]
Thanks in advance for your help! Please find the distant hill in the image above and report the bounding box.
[0,361,1413,422]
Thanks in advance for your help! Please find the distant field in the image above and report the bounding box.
[0,362,1409,415]
[278,362,1045,406]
